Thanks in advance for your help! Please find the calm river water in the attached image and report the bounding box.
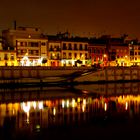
[0,82,140,140]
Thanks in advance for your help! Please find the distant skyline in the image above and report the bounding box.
[1,0,140,38]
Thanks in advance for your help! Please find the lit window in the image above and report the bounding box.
[11,55,14,60]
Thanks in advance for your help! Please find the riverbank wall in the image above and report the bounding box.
[0,66,140,85]
[74,66,140,83]
[0,66,91,84]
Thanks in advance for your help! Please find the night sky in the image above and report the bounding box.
[0,0,140,38]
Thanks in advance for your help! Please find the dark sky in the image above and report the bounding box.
[1,0,140,38]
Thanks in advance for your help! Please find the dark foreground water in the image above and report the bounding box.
[0,82,140,140]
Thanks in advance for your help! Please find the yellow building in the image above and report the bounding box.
[2,27,48,66]
[47,34,89,67]
[61,39,89,66]
[0,40,17,66]
[129,43,140,66]
[47,37,61,66]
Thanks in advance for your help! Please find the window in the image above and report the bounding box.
[50,45,53,51]
[41,42,46,46]
[85,44,88,50]
[74,53,77,58]
[30,50,33,54]
[79,44,82,50]
[63,43,67,50]
[63,52,66,59]
[4,54,8,60]
[80,53,82,58]
[34,50,39,55]
[28,42,39,47]
[68,43,72,50]
[19,42,27,47]
[57,53,60,59]
[68,53,72,59]
[74,44,77,50]
[11,55,14,60]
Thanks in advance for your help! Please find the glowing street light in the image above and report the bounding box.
[20,53,30,66]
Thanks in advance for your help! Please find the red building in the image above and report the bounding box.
[88,39,108,67]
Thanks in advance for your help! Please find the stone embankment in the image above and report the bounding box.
[0,66,92,84]
[74,66,140,83]
[0,66,140,85]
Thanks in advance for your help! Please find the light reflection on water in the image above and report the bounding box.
[1,83,140,139]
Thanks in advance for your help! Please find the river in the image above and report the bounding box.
[0,82,140,140]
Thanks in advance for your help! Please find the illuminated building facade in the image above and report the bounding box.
[99,36,130,66]
[61,39,89,66]
[2,27,48,66]
[0,38,17,66]
[129,43,140,66]
[2,26,140,67]
[47,36,61,66]
[109,44,129,66]
[88,43,107,67]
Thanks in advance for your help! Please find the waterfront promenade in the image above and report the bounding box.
[0,66,92,84]
[0,66,140,84]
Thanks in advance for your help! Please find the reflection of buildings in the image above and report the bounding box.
[76,83,140,95]
[0,94,140,132]
[76,82,140,96]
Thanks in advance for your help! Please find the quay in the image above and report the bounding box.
[74,66,140,83]
[0,66,140,85]
[0,66,93,85]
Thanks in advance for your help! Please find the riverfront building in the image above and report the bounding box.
[0,37,17,66]
[88,38,107,66]
[129,42,140,66]
[47,35,61,66]
[60,35,89,67]
[2,27,48,66]
[1,26,140,67]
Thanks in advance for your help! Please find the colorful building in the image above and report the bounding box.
[2,26,140,67]
[2,27,48,66]
[47,35,61,66]
[0,37,17,66]
[129,42,140,66]
[60,37,89,67]
[88,38,107,67]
